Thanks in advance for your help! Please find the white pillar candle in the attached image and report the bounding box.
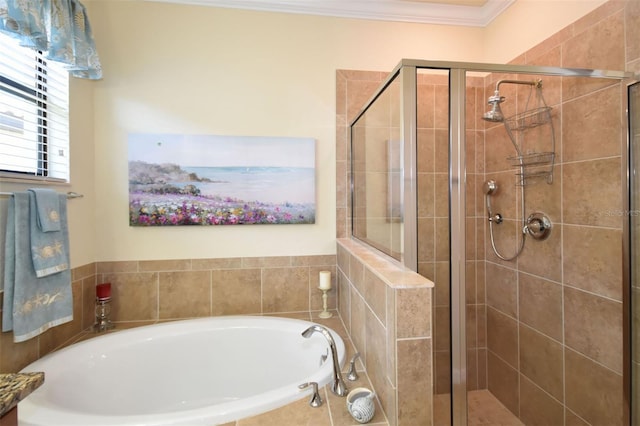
[319,271,332,290]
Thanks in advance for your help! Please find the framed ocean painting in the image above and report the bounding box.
[128,134,316,226]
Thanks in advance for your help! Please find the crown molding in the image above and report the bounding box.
[146,0,516,26]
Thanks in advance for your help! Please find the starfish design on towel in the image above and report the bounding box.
[33,241,64,259]
[17,292,64,315]
[48,209,60,222]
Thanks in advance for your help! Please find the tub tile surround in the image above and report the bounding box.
[0,255,338,373]
[0,255,396,426]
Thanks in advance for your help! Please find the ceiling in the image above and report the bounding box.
[148,0,516,26]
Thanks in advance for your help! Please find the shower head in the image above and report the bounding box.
[482,90,505,123]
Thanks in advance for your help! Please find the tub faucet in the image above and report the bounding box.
[301,324,348,397]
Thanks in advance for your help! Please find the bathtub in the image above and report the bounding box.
[18,315,346,426]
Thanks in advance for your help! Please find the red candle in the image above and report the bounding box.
[96,283,111,301]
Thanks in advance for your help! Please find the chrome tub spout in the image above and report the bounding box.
[301,324,348,396]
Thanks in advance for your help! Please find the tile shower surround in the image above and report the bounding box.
[336,1,640,425]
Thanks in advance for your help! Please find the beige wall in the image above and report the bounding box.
[86,1,485,262]
[80,0,607,263]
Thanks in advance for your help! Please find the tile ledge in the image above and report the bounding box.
[337,238,433,289]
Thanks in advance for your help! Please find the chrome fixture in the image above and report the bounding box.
[301,324,348,396]
[346,352,361,381]
[524,212,552,240]
[484,179,553,259]
[298,382,323,407]
[482,78,555,260]
[483,179,498,195]
[482,90,506,122]
[481,79,541,123]
[484,179,524,260]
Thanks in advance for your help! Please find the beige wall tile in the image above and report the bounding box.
[337,271,351,330]
[562,10,625,71]
[487,307,518,368]
[262,267,309,313]
[0,330,38,372]
[562,158,622,228]
[72,262,96,281]
[627,0,640,63]
[563,225,623,300]
[487,351,519,417]
[485,263,517,317]
[518,221,562,283]
[519,375,564,426]
[237,391,332,425]
[191,257,242,270]
[564,286,623,373]
[518,273,562,341]
[97,261,138,273]
[104,272,158,321]
[417,128,435,173]
[365,269,387,324]
[417,83,435,129]
[82,275,97,330]
[365,308,388,401]
[139,259,191,272]
[519,324,563,401]
[434,350,451,395]
[562,85,622,162]
[565,348,624,426]
[350,288,366,361]
[158,270,210,319]
[242,256,291,268]
[397,338,432,426]
[396,287,431,339]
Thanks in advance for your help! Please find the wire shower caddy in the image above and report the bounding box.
[504,81,555,185]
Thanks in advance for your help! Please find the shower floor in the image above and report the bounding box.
[434,390,525,426]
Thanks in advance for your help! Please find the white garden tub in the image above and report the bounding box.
[19,316,345,426]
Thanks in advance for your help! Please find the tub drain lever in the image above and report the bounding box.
[298,382,323,407]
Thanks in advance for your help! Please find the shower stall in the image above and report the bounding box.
[349,59,635,425]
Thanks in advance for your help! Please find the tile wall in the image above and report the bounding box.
[482,1,637,424]
[337,238,433,426]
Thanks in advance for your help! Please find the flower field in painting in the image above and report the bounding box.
[129,192,315,226]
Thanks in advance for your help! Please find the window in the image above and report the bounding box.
[0,32,70,182]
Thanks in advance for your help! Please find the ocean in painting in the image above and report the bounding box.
[183,166,314,204]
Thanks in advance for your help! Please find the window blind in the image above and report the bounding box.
[0,31,70,182]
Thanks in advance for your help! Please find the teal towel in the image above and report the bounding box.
[2,192,73,343]
[28,188,61,232]
[28,191,69,277]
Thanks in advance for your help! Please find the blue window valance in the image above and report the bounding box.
[0,0,102,79]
